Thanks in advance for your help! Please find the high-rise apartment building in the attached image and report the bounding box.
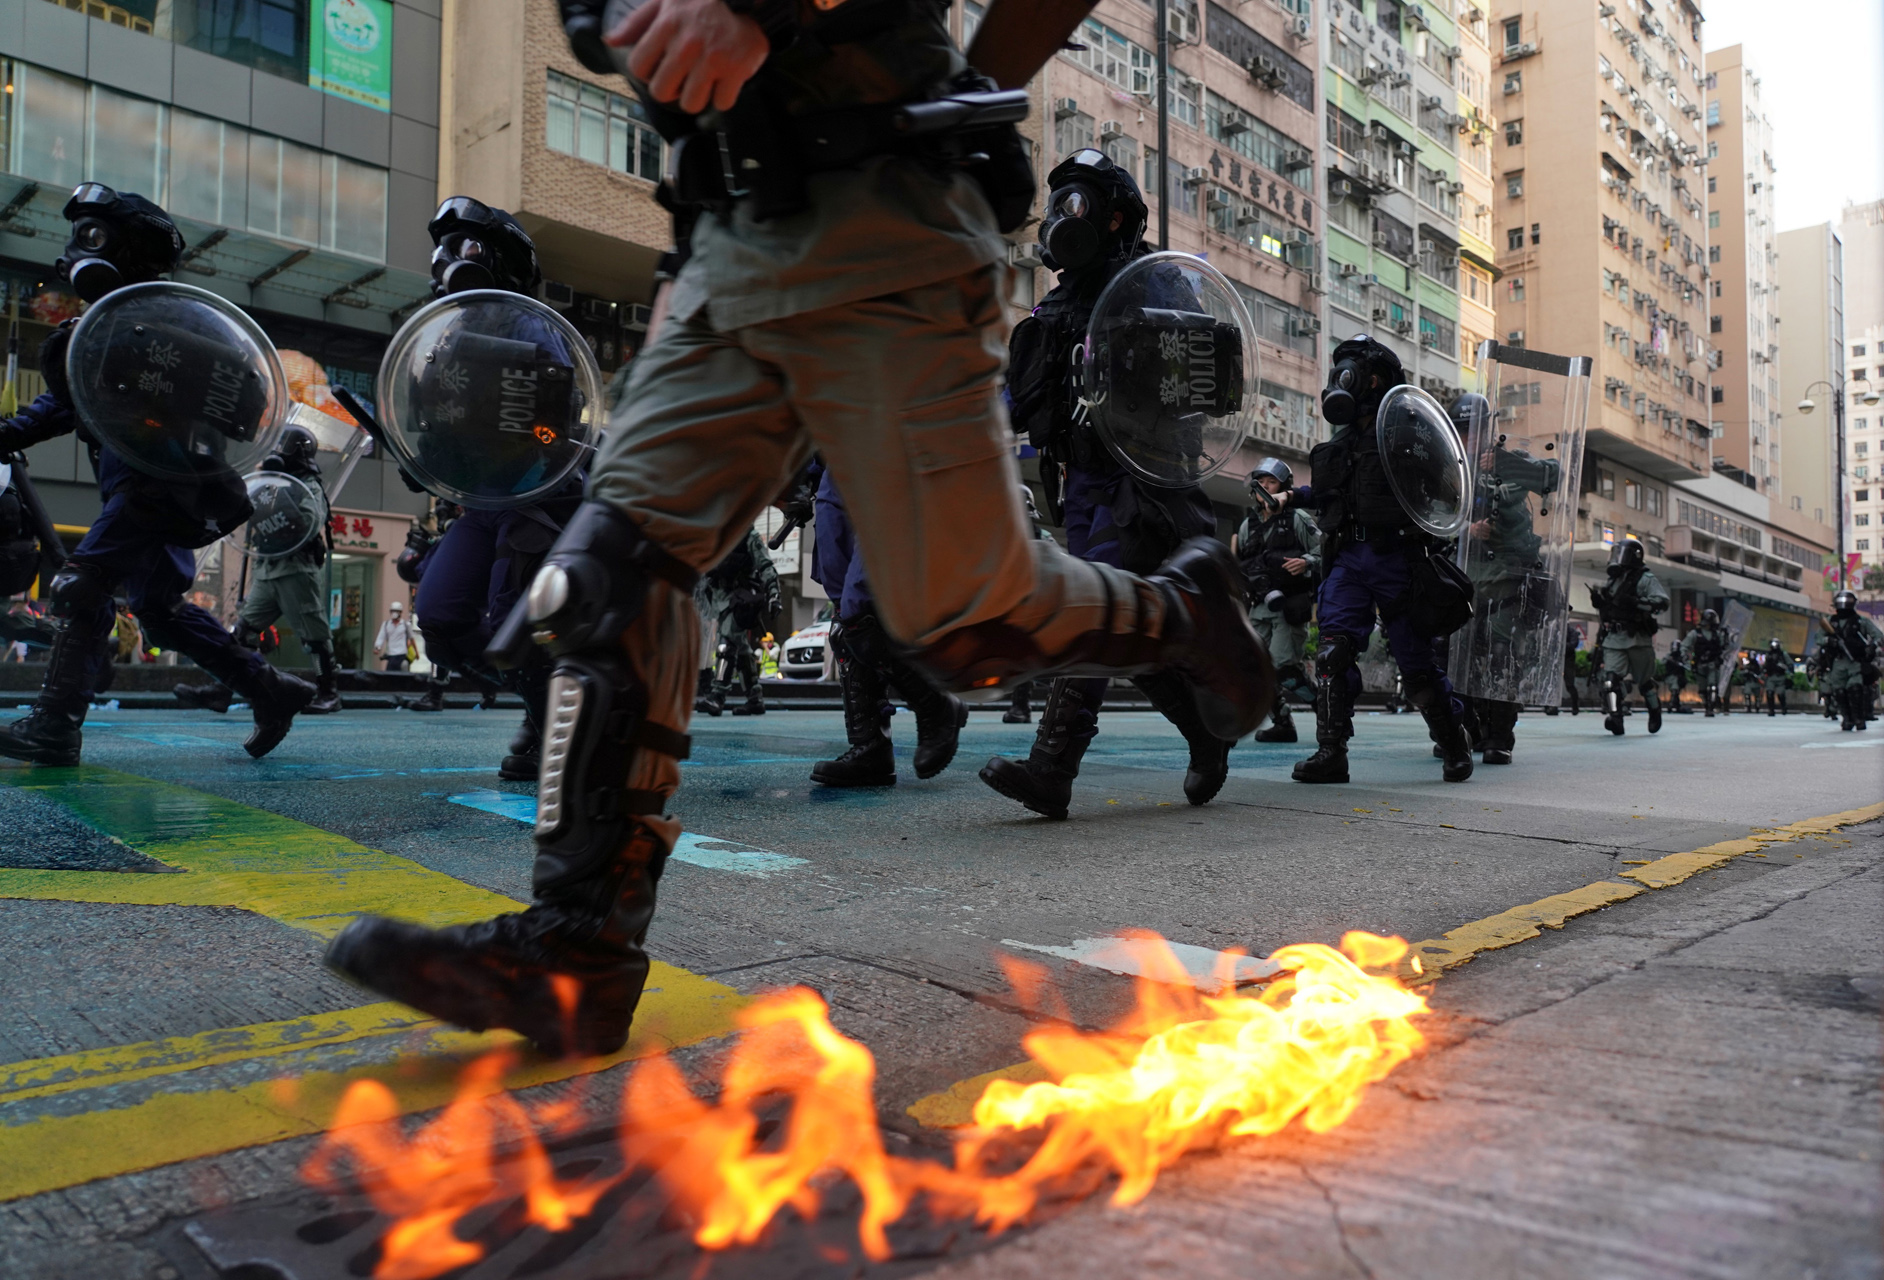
[1702,45,1780,494]
[1322,0,1479,403]
[1837,200,1884,588]
[1027,0,1324,492]
[1774,222,1842,536]
[0,0,445,665]
[1489,0,1722,628]
[1454,3,1496,391]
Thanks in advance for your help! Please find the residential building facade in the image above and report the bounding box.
[1838,199,1884,591]
[1773,222,1842,561]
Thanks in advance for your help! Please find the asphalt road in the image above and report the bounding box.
[0,699,1877,1279]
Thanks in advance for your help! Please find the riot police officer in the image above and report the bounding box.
[321,4,1272,1060]
[175,426,343,715]
[1665,637,1695,712]
[1589,539,1669,735]
[0,185,314,765]
[395,199,580,780]
[1763,636,1793,716]
[1682,607,1729,717]
[1821,590,1882,731]
[805,459,969,783]
[0,456,59,653]
[695,524,780,717]
[1272,335,1477,783]
[1234,458,1320,744]
[979,148,1234,819]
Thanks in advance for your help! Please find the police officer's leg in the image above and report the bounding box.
[408,513,501,711]
[1293,554,1373,784]
[1601,646,1629,734]
[1481,700,1520,764]
[1250,615,1296,743]
[728,270,1271,737]
[1380,602,1473,783]
[1633,645,1662,734]
[177,575,281,713]
[0,558,117,764]
[809,479,895,784]
[1004,680,1034,724]
[281,571,342,716]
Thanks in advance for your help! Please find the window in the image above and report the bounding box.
[1372,209,1414,261]
[1705,99,1720,126]
[1624,479,1642,509]
[1712,280,1722,297]
[1507,227,1524,251]
[1054,107,1095,158]
[1205,91,1312,190]
[1505,171,1523,199]
[1708,210,1719,229]
[1326,102,1366,159]
[1646,486,1663,517]
[1064,18,1154,96]
[1707,175,1716,193]
[1860,539,1873,551]
[1709,244,1721,263]
[1507,276,1526,301]
[1101,131,1137,178]
[1504,119,1522,145]
[1857,418,1871,430]
[1710,315,1722,333]
[1378,0,1403,37]
[1530,222,1540,245]
[1418,307,1457,356]
[1712,385,1724,404]
[1856,344,1870,357]
[546,71,664,182]
[2,61,385,260]
[1502,16,1521,48]
[1205,5,1315,109]
[1858,490,1872,503]
[1858,514,1872,527]
[1229,281,1319,357]
[1707,140,1719,159]
[1503,72,1522,94]
[962,0,983,44]
[1597,470,1616,500]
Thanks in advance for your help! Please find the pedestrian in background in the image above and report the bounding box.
[374,602,415,672]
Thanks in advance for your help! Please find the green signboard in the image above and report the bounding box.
[308,0,394,113]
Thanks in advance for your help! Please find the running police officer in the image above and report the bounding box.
[1763,636,1793,716]
[695,524,780,717]
[1270,335,1478,783]
[176,426,343,715]
[1663,638,1690,712]
[1682,607,1729,717]
[805,457,970,784]
[979,148,1235,819]
[1234,457,1320,744]
[0,185,314,765]
[1822,590,1881,731]
[384,200,582,781]
[1589,539,1668,735]
[320,2,1273,1059]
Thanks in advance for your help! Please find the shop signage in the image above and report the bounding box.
[309,0,395,113]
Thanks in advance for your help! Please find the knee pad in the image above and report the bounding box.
[234,619,266,649]
[1401,668,1447,711]
[493,501,698,667]
[1315,633,1359,680]
[48,563,112,621]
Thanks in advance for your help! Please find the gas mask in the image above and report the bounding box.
[427,196,542,297]
[1320,335,1404,427]
[53,183,184,304]
[1037,148,1145,274]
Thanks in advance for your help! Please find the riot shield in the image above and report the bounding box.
[1445,342,1592,705]
[287,402,371,500]
[64,282,288,483]
[1375,384,1469,537]
[1081,252,1255,489]
[375,290,603,510]
[1718,599,1754,698]
[240,471,324,561]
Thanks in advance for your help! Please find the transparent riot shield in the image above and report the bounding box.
[287,402,371,500]
[239,471,324,560]
[64,282,288,482]
[375,290,603,510]
[1446,342,1592,705]
[1718,599,1755,698]
[1081,252,1256,488]
[1375,384,1470,537]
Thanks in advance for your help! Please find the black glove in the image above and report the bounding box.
[37,323,74,407]
[557,0,617,74]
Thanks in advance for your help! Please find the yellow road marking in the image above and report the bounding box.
[0,766,749,1201]
[906,801,1884,1129]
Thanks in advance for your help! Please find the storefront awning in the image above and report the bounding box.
[0,175,431,335]
[1715,569,1812,613]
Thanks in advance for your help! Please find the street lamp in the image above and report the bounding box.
[1798,375,1881,590]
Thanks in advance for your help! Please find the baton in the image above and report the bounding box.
[767,513,808,552]
[3,453,66,568]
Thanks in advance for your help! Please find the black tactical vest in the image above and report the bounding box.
[1307,418,1404,533]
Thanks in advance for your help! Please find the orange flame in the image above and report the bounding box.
[303,932,1425,1278]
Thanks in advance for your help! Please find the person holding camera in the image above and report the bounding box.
[1233,458,1321,744]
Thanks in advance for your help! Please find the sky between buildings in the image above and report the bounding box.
[1701,0,1884,230]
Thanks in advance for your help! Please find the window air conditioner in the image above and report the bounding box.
[1372,306,1392,323]
[1392,318,1415,336]
[1419,331,1440,347]
[1338,262,1360,277]
[1281,148,1312,170]
[1054,98,1080,121]
[1249,56,1285,89]
[1099,119,1125,141]
[1292,15,1312,38]
[1183,166,1208,185]
[1288,316,1323,337]
[1360,273,1380,286]
[1372,232,1392,249]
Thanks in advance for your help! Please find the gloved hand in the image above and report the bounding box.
[557,0,618,74]
[37,323,74,407]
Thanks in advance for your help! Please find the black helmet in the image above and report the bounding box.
[1768,637,1782,651]
[1038,148,1147,273]
[1450,391,1491,438]
[428,196,543,296]
[1833,589,1857,615]
[1321,334,1406,427]
[265,425,321,477]
[55,183,186,303]
[1248,456,1294,493]
[1702,607,1719,626]
[1608,539,1645,571]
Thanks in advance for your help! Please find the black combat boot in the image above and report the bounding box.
[978,678,1100,819]
[1254,695,1297,743]
[0,607,108,766]
[810,654,895,787]
[1408,674,1473,782]
[227,663,316,758]
[304,640,343,715]
[174,681,234,713]
[1291,675,1351,783]
[500,715,541,781]
[1480,700,1519,765]
[729,685,765,716]
[1003,681,1033,724]
[400,684,447,712]
[1602,673,1626,735]
[1135,668,1232,805]
[695,683,724,717]
[843,610,964,779]
[1645,685,1663,734]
